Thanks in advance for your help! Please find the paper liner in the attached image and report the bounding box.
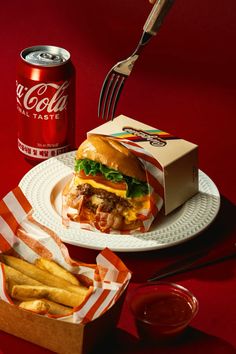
[64,137,164,234]
[0,187,131,323]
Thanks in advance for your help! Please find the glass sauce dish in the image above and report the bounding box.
[127,282,199,342]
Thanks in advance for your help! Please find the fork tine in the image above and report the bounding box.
[98,71,116,119]
[98,66,126,120]
[108,76,125,120]
[105,74,121,120]
[102,73,117,119]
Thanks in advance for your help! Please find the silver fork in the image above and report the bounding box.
[98,0,175,120]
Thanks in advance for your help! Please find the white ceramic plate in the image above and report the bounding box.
[19,151,220,252]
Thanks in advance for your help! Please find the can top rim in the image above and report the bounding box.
[20,45,71,67]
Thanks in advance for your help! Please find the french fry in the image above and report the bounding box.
[1,255,88,297]
[35,258,79,286]
[11,285,86,307]
[19,299,73,316]
[6,279,17,294]
[19,299,50,314]
[1,255,92,316]
[11,285,49,301]
[1,263,42,286]
[41,299,73,316]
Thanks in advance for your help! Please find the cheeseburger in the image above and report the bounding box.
[62,134,151,232]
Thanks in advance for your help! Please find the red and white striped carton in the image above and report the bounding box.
[69,137,164,234]
[0,187,131,324]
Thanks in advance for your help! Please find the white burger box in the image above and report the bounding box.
[89,115,199,215]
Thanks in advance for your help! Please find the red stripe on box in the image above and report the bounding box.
[0,234,12,253]
[146,171,165,199]
[100,281,127,318]
[0,200,19,235]
[16,228,53,259]
[94,265,108,283]
[28,214,96,269]
[82,289,111,323]
[150,192,159,215]
[99,248,129,283]
[12,187,32,214]
[27,214,80,267]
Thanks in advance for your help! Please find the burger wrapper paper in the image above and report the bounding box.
[0,187,131,323]
[71,138,164,234]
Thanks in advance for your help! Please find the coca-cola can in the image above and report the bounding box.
[16,45,75,161]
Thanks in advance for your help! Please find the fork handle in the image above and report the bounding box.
[143,0,174,36]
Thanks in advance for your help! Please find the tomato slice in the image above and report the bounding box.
[77,170,127,191]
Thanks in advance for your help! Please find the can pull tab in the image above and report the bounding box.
[22,46,70,66]
[39,52,60,61]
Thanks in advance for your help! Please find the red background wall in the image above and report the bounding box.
[0,0,235,204]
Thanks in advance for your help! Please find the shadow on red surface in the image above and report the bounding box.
[1,326,235,354]
[103,327,236,354]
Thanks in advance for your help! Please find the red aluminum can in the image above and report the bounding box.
[16,45,75,161]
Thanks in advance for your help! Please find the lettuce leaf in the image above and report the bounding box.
[75,158,148,198]
[75,159,123,181]
[124,175,149,198]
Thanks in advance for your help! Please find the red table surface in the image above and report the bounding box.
[0,0,235,353]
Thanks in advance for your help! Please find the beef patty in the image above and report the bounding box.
[75,183,131,213]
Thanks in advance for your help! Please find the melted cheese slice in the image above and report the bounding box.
[74,176,127,198]
[125,199,150,222]
[123,209,137,222]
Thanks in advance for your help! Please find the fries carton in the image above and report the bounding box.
[0,187,131,354]
[0,295,125,354]
[89,114,199,215]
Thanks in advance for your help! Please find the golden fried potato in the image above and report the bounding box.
[11,284,86,307]
[2,263,42,286]
[42,299,73,316]
[35,258,79,286]
[1,255,88,297]
[19,299,50,314]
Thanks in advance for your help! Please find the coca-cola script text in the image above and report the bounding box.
[16,80,69,120]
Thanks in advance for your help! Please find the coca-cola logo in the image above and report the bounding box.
[16,81,69,117]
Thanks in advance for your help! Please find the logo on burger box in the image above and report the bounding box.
[122,127,167,147]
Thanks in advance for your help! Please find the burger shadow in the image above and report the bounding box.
[156,195,235,259]
[119,195,236,283]
[128,193,235,247]
[129,190,221,244]
[90,327,236,354]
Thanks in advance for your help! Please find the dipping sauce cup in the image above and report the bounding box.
[127,282,199,342]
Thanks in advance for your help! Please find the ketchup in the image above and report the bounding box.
[129,285,198,342]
